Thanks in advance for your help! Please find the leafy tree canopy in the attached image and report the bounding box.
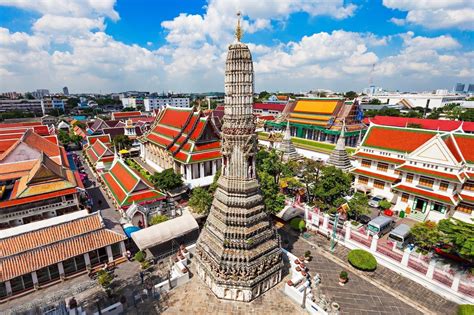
[344,91,358,99]
[410,221,441,252]
[188,187,213,214]
[112,135,132,150]
[313,166,351,211]
[368,98,382,105]
[149,214,169,226]
[151,168,183,191]
[437,218,474,261]
[347,192,369,219]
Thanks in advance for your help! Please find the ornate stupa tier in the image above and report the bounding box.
[195,12,283,302]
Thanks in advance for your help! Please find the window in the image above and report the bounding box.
[401,193,409,202]
[0,282,6,298]
[373,180,385,189]
[406,173,414,183]
[361,159,371,168]
[464,182,474,191]
[457,204,473,214]
[418,177,434,188]
[439,181,449,191]
[377,162,389,172]
[431,203,446,214]
[358,176,369,185]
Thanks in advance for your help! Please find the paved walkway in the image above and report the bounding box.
[279,227,458,315]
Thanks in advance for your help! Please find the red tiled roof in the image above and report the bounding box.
[352,168,399,183]
[453,134,474,163]
[159,108,193,128]
[0,139,18,153]
[109,160,138,192]
[195,142,221,151]
[102,172,127,203]
[189,120,206,140]
[190,150,221,162]
[22,129,60,157]
[253,103,286,111]
[392,184,455,205]
[0,133,23,141]
[443,135,463,162]
[0,187,77,208]
[0,122,42,128]
[112,111,142,119]
[146,133,172,147]
[124,190,165,206]
[397,164,461,182]
[460,194,474,203]
[87,134,111,145]
[466,172,474,180]
[367,116,467,131]
[152,125,180,138]
[362,126,435,153]
[353,151,404,164]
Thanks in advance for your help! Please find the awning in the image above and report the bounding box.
[123,225,141,238]
[131,211,199,250]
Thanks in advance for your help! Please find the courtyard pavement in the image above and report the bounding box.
[279,226,459,315]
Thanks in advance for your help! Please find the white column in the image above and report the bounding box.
[186,165,192,181]
[5,281,12,296]
[31,271,39,289]
[322,214,329,231]
[58,262,65,279]
[106,245,114,263]
[370,234,379,252]
[426,260,436,279]
[401,248,410,266]
[119,241,127,256]
[451,272,462,291]
[84,253,91,269]
[344,223,351,242]
[199,163,205,178]
[212,160,217,174]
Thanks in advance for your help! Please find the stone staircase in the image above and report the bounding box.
[408,210,428,222]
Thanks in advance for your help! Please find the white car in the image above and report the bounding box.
[368,195,384,208]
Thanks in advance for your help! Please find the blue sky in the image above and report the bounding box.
[0,0,472,93]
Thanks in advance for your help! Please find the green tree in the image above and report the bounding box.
[258,91,271,101]
[459,109,474,122]
[410,221,441,252]
[405,111,422,118]
[151,168,183,191]
[58,130,71,145]
[437,218,474,261]
[66,97,79,108]
[347,192,369,219]
[260,149,284,185]
[209,168,221,193]
[97,270,113,288]
[188,187,213,214]
[344,91,358,99]
[112,135,132,150]
[72,120,86,129]
[300,158,323,203]
[313,166,352,211]
[70,134,83,145]
[149,214,169,226]
[258,170,285,214]
[368,98,382,105]
[427,112,440,119]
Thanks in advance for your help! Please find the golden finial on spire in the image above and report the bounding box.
[235,11,243,42]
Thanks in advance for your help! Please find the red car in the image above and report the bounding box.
[434,244,473,266]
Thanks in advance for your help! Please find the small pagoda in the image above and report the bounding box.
[278,120,299,162]
[327,120,352,171]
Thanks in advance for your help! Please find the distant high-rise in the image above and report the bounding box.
[454,83,465,93]
[467,84,474,93]
[32,89,50,99]
[63,86,69,95]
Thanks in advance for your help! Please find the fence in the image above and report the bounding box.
[304,211,474,304]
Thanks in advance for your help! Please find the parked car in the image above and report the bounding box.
[367,216,395,237]
[368,195,384,208]
[357,214,372,225]
[434,244,473,266]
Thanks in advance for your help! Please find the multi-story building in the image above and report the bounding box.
[0,126,85,229]
[143,97,190,111]
[120,97,144,109]
[454,83,465,93]
[352,124,474,223]
[140,106,221,188]
[41,97,65,113]
[373,93,465,109]
[32,89,50,99]
[253,102,286,117]
[265,98,365,147]
[63,86,69,95]
[0,92,21,99]
[0,99,43,114]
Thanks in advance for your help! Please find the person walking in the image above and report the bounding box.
[139,271,144,285]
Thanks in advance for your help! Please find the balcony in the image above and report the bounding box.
[0,200,78,223]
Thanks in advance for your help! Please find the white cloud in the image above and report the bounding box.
[0,0,119,20]
[33,15,105,38]
[400,32,461,51]
[389,18,405,26]
[383,0,474,30]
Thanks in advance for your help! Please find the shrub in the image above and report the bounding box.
[339,271,348,279]
[134,250,146,263]
[97,270,113,288]
[379,200,391,210]
[348,249,377,271]
[149,214,169,226]
[140,260,151,270]
[289,218,306,232]
[304,250,311,258]
[458,305,474,315]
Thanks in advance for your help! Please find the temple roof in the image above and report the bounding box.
[85,139,114,165]
[0,211,126,282]
[365,116,474,133]
[101,158,165,208]
[362,126,437,153]
[143,106,221,164]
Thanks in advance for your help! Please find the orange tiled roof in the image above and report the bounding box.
[112,111,142,119]
[362,126,436,153]
[453,134,474,164]
[0,213,126,282]
[460,194,474,204]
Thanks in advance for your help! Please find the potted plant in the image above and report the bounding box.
[294,258,300,265]
[287,280,294,286]
[296,266,301,272]
[339,271,348,286]
[140,260,151,270]
[304,250,312,262]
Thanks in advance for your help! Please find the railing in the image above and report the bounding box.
[0,200,77,221]
[377,242,403,262]
[433,270,454,287]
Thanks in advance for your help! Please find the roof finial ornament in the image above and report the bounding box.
[235,11,243,42]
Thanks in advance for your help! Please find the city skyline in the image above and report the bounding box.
[0,0,473,93]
